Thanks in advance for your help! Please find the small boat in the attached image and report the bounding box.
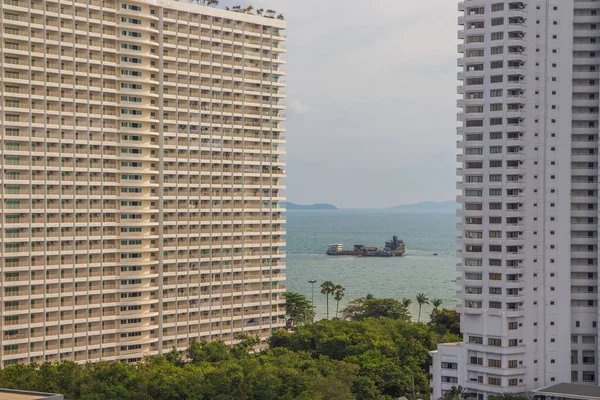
[433,253,438,256]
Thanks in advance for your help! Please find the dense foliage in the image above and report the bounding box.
[340,297,412,321]
[0,298,461,399]
[270,318,436,399]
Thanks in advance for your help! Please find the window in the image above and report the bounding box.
[441,362,458,369]
[441,376,458,383]
[489,287,502,295]
[491,3,504,12]
[469,335,483,344]
[488,377,501,386]
[488,338,502,346]
[508,322,518,330]
[488,359,501,368]
[583,372,596,383]
[470,356,483,365]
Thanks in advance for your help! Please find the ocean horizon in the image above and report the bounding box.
[285,209,459,321]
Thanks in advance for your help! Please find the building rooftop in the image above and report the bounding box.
[0,389,64,400]
[533,383,600,400]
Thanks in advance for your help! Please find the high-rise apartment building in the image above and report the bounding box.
[432,1,600,398]
[0,0,287,365]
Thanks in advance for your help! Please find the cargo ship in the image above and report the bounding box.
[326,236,406,257]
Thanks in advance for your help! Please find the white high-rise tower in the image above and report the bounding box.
[432,1,600,398]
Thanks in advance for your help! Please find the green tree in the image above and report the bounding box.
[320,281,335,319]
[442,385,466,400]
[333,285,346,319]
[341,297,411,321]
[432,298,443,311]
[284,291,314,326]
[416,293,429,322]
[401,297,412,309]
[277,14,285,20]
[256,8,264,16]
[186,340,231,364]
[265,9,276,18]
[429,308,461,336]
[488,394,531,400]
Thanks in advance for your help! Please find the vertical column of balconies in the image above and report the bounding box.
[159,9,199,350]
[260,23,287,337]
[114,0,160,362]
[0,0,35,366]
[97,0,119,362]
[571,0,600,385]
[70,0,120,364]
[456,1,529,397]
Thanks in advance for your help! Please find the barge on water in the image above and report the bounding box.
[326,236,406,257]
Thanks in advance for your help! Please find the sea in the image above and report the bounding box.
[285,209,459,321]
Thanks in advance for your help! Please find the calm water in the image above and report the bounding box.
[285,209,459,320]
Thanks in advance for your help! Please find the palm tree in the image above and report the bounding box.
[276,14,285,20]
[244,5,254,14]
[232,5,241,11]
[365,293,374,300]
[256,8,264,16]
[432,298,443,311]
[320,281,335,319]
[333,285,346,318]
[416,293,429,322]
[401,297,412,308]
[265,9,276,18]
[198,0,219,6]
[442,385,466,400]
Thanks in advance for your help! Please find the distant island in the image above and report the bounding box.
[389,200,457,213]
[285,202,338,210]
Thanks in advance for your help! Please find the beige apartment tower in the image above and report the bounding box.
[0,0,287,365]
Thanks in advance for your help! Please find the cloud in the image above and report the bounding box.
[288,99,311,114]
[218,0,458,208]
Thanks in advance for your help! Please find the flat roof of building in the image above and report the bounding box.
[0,389,63,400]
[533,383,600,400]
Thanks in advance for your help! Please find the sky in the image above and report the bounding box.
[219,0,459,208]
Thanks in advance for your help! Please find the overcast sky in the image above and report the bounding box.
[219,0,458,208]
